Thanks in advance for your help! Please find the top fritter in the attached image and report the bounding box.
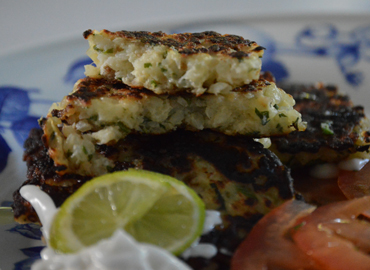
[83,29,264,96]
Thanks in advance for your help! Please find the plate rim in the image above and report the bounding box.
[1,12,369,59]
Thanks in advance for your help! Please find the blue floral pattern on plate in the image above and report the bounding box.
[1,201,43,270]
[0,86,50,173]
[13,247,43,270]
[294,24,370,86]
[8,223,42,240]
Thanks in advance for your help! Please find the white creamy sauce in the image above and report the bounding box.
[20,185,58,243]
[310,163,339,179]
[219,248,233,256]
[31,230,191,270]
[20,186,223,270]
[338,158,369,171]
[202,210,222,234]
[181,210,222,260]
[310,159,370,179]
[181,240,218,260]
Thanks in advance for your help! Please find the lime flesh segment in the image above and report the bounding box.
[49,169,205,255]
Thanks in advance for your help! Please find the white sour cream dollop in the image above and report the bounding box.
[31,229,191,270]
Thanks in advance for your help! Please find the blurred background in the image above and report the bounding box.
[2,0,370,55]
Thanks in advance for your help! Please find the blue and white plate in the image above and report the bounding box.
[1,14,370,270]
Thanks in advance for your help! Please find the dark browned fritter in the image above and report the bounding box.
[271,82,370,167]
[13,129,95,223]
[13,128,294,270]
[83,29,265,57]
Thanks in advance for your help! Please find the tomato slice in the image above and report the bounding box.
[292,196,370,270]
[323,220,370,253]
[231,199,318,270]
[232,197,370,270]
[338,161,370,199]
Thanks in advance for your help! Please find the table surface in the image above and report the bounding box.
[2,0,370,56]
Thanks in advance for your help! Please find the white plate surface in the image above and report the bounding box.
[1,15,370,270]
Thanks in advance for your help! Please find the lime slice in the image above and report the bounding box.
[49,169,205,255]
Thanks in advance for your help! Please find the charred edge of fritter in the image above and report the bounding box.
[133,130,294,199]
[83,29,265,57]
[363,131,370,144]
[13,129,81,222]
[259,71,276,83]
[49,76,276,113]
[272,82,370,154]
[233,78,272,92]
[12,128,135,223]
[69,77,150,101]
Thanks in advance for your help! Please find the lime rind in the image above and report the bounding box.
[126,171,206,255]
[49,169,205,255]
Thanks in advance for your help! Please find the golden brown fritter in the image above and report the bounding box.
[43,76,305,177]
[84,30,265,95]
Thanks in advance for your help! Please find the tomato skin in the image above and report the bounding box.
[292,196,370,270]
[232,197,370,270]
[231,199,318,270]
[338,161,370,199]
[323,221,370,253]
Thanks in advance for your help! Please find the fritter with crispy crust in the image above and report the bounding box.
[13,128,294,270]
[270,82,370,167]
[83,30,265,96]
[43,76,305,177]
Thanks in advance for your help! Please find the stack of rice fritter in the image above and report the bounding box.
[14,30,310,269]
